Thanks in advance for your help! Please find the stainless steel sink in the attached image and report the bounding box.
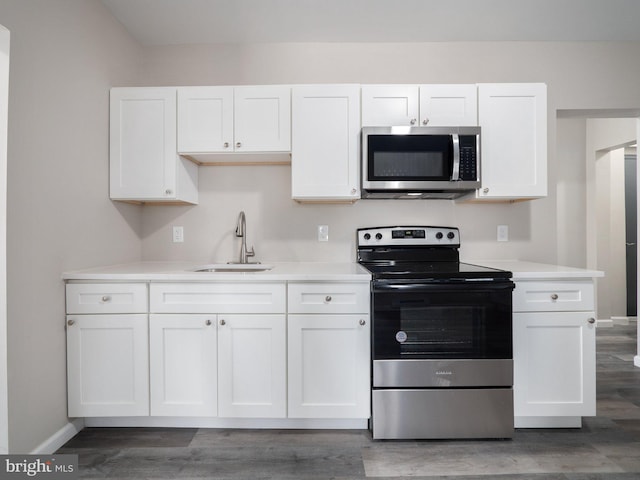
[191,263,273,273]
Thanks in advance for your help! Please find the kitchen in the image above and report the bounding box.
[0,0,639,473]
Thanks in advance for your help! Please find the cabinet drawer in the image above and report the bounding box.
[288,283,370,314]
[66,283,148,314]
[150,283,286,313]
[513,280,595,312]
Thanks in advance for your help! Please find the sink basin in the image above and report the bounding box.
[191,263,273,273]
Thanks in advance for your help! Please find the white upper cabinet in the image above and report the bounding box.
[474,83,547,200]
[291,85,361,202]
[177,85,291,161]
[361,84,477,127]
[110,87,198,204]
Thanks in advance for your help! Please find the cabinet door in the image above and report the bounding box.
[288,314,370,418]
[476,83,547,199]
[66,314,149,417]
[149,314,217,417]
[234,86,291,152]
[291,85,361,201]
[177,86,234,153]
[513,311,596,417]
[361,85,419,126]
[217,314,286,418]
[110,87,197,204]
[419,84,478,126]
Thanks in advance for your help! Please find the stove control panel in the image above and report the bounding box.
[358,226,460,247]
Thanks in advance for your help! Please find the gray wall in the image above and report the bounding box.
[136,42,640,268]
[0,0,143,453]
[3,1,640,452]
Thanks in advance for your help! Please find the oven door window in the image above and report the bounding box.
[367,134,452,181]
[372,284,513,360]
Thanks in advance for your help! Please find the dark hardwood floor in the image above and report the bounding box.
[58,320,640,479]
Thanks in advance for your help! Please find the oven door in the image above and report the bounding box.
[371,281,514,387]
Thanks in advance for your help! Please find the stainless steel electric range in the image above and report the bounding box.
[357,226,515,440]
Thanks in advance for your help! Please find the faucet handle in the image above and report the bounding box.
[247,246,255,258]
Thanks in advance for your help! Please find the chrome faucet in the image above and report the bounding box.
[235,211,255,264]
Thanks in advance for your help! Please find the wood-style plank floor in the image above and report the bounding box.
[57,320,640,479]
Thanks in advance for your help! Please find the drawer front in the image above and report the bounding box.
[150,283,286,313]
[513,280,595,312]
[288,282,370,314]
[66,283,148,314]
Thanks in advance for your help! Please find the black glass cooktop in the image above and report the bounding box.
[360,261,513,282]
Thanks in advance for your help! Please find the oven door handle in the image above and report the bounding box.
[372,281,515,292]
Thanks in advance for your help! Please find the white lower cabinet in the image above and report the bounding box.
[67,314,149,417]
[288,314,370,418]
[512,279,597,427]
[218,314,287,418]
[513,311,596,419]
[149,314,217,417]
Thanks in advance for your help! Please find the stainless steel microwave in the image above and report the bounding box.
[361,126,481,199]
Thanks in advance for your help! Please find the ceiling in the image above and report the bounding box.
[100,0,640,46]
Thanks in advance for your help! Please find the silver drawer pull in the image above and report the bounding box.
[101,295,111,303]
[220,319,226,326]
[588,317,596,324]
[67,319,75,326]
[359,319,366,326]
[550,294,559,300]
[325,296,332,303]
[206,319,212,326]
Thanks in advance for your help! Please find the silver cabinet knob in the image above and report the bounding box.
[165,189,172,196]
[422,118,429,125]
[205,319,212,326]
[67,319,75,326]
[551,293,559,300]
[101,295,111,302]
[351,188,357,195]
[236,142,242,148]
[325,296,332,302]
[483,187,490,194]
[588,317,596,324]
[359,319,366,326]
[410,119,417,125]
[223,142,230,148]
[220,319,226,326]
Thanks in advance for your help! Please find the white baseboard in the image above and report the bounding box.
[84,417,368,430]
[635,356,640,368]
[30,418,84,454]
[597,318,614,328]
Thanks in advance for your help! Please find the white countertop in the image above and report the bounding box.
[62,261,371,282]
[465,260,604,280]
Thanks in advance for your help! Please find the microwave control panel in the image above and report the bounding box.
[458,135,478,181]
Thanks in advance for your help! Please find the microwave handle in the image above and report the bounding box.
[451,134,460,181]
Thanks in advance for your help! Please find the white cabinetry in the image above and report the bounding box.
[149,314,217,417]
[149,283,287,418]
[361,84,477,127]
[177,85,291,162]
[66,283,149,417]
[287,283,370,418]
[513,279,596,427]
[109,87,198,204]
[291,85,361,202]
[217,314,286,418]
[475,83,547,200]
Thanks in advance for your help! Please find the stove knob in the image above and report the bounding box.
[375,233,383,240]
[447,232,455,240]
[435,232,443,240]
[364,233,371,240]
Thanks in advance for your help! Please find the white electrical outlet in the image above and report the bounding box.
[497,225,509,242]
[318,225,329,242]
[173,226,184,243]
